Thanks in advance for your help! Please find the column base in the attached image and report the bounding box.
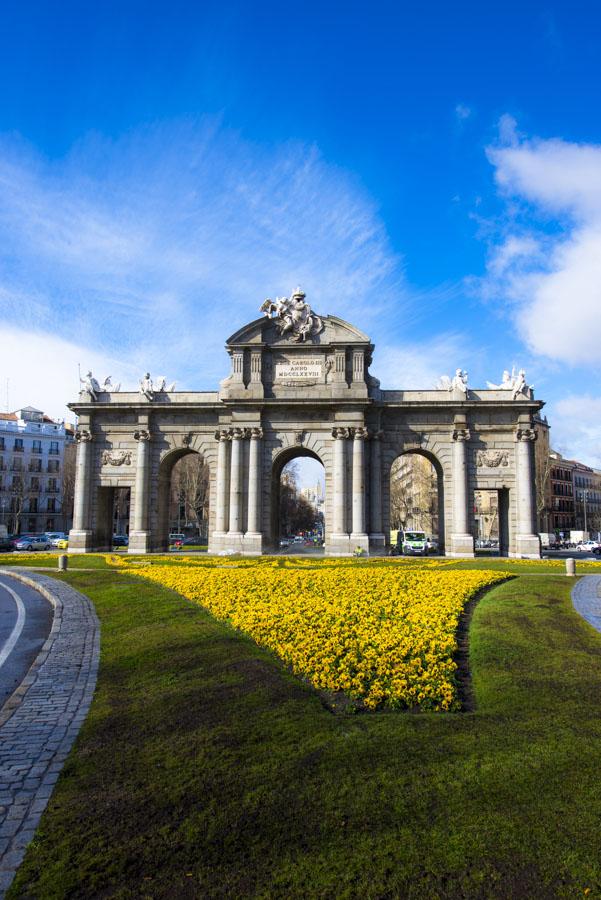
[511,534,542,559]
[350,533,370,555]
[243,532,264,555]
[446,534,475,557]
[325,533,353,556]
[369,533,387,551]
[67,530,93,553]
[128,531,151,554]
[209,531,246,555]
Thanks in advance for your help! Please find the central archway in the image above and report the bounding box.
[270,447,325,552]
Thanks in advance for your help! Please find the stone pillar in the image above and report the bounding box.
[214,429,231,535]
[369,430,385,549]
[328,427,351,553]
[245,427,263,553]
[448,419,474,557]
[68,429,93,552]
[129,429,152,553]
[350,428,369,552]
[514,425,541,558]
[228,427,244,536]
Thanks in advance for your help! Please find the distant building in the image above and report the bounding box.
[548,451,576,535]
[300,481,325,516]
[0,407,73,534]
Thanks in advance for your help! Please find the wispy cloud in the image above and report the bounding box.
[0,121,409,397]
[480,124,601,367]
[455,104,472,122]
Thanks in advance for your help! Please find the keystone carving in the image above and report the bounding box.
[515,427,536,442]
[75,430,92,443]
[452,428,471,442]
[134,429,151,442]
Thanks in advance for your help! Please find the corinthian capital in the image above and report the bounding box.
[75,429,93,443]
[250,427,264,439]
[332,426,351,440]
[452,427,471,442]
[352,426,369,440]
[515,427,536,442]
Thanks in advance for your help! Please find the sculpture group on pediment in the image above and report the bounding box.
[437,368,469,395]
[260,287,323,343]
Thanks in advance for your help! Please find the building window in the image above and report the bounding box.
[47,477,58,492]
[29,498,38,513]
[46,518,54,530]
[0,437,4,450]
[30,477,40,491]
[47,498,56,513]
[14,438,24,452]
[11,458,22,472]
[32,439,42,454]
[47,460,59,473]
[28,517,36,531]
[49,441,59,455]
[29,459,42,473]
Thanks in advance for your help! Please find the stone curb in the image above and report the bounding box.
[0,569,100,897]
[571,575,601,634]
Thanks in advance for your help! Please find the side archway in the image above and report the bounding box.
[154,447,210,551]
[385,449,445,554]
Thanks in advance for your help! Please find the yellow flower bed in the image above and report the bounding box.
[129,563,506,711]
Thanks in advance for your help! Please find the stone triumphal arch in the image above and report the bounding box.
[68,290,543,558]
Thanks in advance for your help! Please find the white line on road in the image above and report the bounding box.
[0,579,27,670]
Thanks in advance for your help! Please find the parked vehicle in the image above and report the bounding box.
[112,535,129,547]
[0,537,15,552]
[396,530,428,556]
[169,533,185,544]
[279,539,290,548]
[45,532,67,547]
[576,540,600,553]
[56,538,69,550]
[15,535,51,551]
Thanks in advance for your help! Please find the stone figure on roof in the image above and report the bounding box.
[80,370,101,401]
[139,373,155,401]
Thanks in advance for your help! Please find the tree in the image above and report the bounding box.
[390,455,438,534]
[61,442,77,531]
[169,454,210,537]
[534,417,552,533]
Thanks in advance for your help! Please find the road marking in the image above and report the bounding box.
[0,579,27,670]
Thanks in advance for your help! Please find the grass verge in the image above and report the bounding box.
[8,572,601,898]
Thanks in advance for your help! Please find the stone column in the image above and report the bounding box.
[514,426,541,558]
[68,429,93,552]
[214,429,231,534]
[228,427,244,536]
[449,420,474,557]
[331,427,350,551]
[369,430,385,548]
[246,428,263,549]
[350,428,369,551]
[129,429,151,553]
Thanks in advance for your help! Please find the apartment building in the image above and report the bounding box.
[0,406,72,534]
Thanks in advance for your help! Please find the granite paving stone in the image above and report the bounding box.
[0,569,99,897]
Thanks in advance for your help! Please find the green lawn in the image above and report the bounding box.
[8,569,601,898]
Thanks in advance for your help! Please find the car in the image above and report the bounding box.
[45,532,67,547]
[592,545,601,556]
[576,540,600,553]
[279,539,290,548]
[0,538,15,552]
[112,535,129,547]
[15,535,50,551]
[56,538,69,550]
[169,533,185,545]
[181,537,202,546]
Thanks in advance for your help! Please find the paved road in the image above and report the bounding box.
[0,576,53,710]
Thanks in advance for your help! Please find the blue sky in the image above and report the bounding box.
[1,0,600,465]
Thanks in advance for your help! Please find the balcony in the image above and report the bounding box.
[13,445,24,453]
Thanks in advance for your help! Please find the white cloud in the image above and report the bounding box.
[0,122,408,395]
[0,324,137,422]
[455,104,472,122]
[483,129,601,367]
[375,334,468,390]
[550,395,601,468]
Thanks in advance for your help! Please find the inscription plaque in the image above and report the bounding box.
[275,360,322,380]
